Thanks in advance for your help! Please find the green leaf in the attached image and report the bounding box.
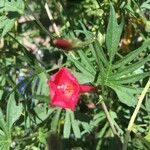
[79,21,93,38]
[0,130,5,136]
[6,93,23,129]
[63,109,71,138]
[31,95,49,104]
[36,72,49,96]
[106,3,123,62]
[34,106,56,124]
[92,39,108,67]
[145,127,150,143]
[0,1,5,9]
[0,109,9,135]
[111,55,150,78]
[112,41,150,69]
[0,16,7,29]
[68,53,95,82]
[2,18,15,37]
[112,72,150,84]
[77,50,96,74]
[145,96,150,113]
[38,128,47,145]
[70,112,81,138]
[0,134,11,150]
[0,0,25,14]
[90,43,104,71]
[80,122,91,134]
[90,112,106,128]
[141,0,150,10]
[75,21,93,39]
[0,16,15,37]
[111,85,139,107]
[74,72,94,84]
[0,77,5,100]
[90,40,108,81]
[51,108,62,132]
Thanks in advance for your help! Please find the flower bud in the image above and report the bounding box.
[52,38,84,50]
[52,38,72,50]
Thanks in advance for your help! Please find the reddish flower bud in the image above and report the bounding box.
[52,38,73,50]
[48,67,96,111]
[52,38,86,50]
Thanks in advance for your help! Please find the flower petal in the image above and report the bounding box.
[51,91,80,111]
[80,84,96,92]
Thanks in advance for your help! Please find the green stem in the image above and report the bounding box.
[100,99,122,150]
[101,100,117,135]
[14,132,38,142]
[122,79,150,150]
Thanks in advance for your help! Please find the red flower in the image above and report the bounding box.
[48,67,96,111]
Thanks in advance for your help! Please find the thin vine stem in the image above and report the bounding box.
[99,95,122,149]
[122,79,150,150]
[101,100,118,136]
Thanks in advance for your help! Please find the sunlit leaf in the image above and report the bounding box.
[113,41,150,69]
[0,0,25,14]
[70,112,81,138]
[106,3,123,62]
[51,108,62,132]
[6,93,22,129]
[63,109,71,138]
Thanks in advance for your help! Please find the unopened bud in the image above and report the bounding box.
[52,38,72,50]
[52,38,86,50]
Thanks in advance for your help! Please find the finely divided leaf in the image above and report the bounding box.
[111,55,150,78]
[68,54,95,82]
[106,3,123,62]
[77,50,96,74]
[113,41,150,69]
[113,72,150,84]
[90,39,108,77]
[2,0,25,14]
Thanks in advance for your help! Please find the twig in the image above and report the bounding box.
[122,79,150,150]
[45,2,60,37]
[101,101,118,136]
[100,96,122,149]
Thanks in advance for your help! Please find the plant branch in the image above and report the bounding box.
[122,78,150,150]
[45,2,60,37]
[101,101,118,136]
[100,99,122,149]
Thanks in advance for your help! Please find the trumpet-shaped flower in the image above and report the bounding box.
[48,67,95,111]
